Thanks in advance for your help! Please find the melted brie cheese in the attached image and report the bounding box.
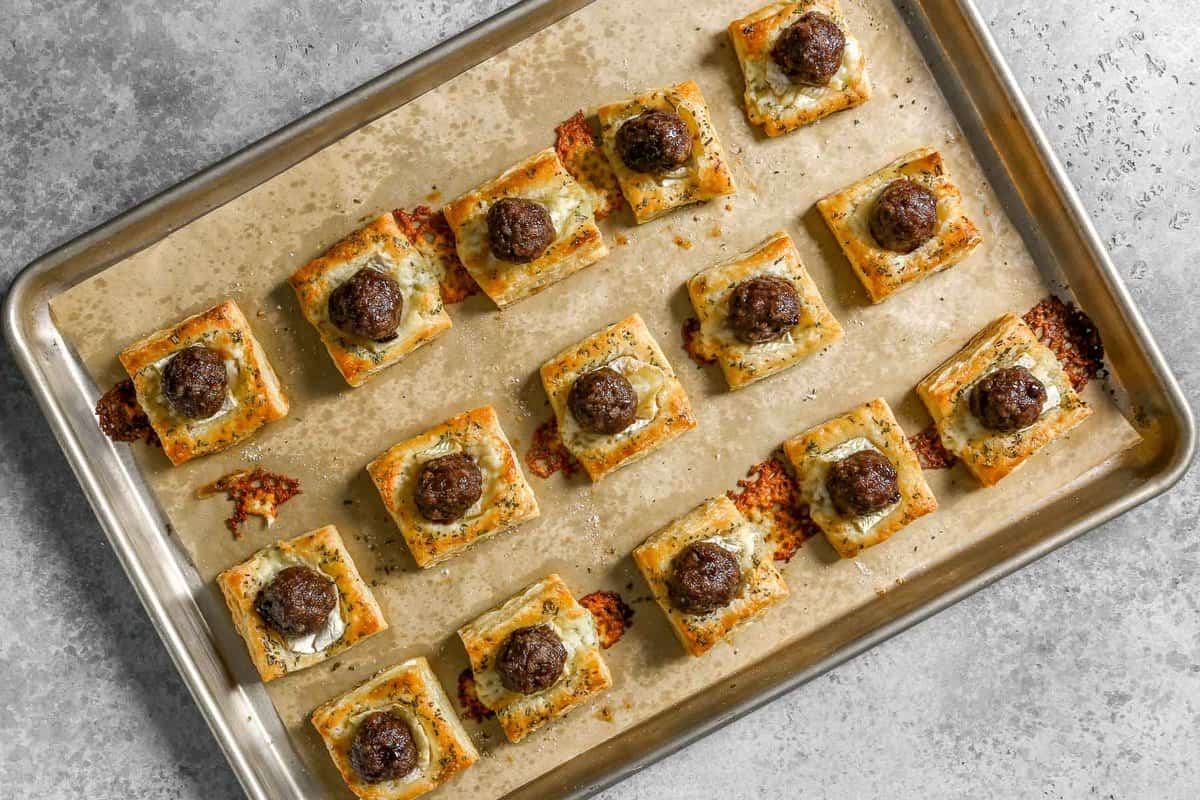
[346,704,431,785]
[750,35,864,114]
[256,553,346,655]
[150,350,240,425]
[812,437,899,535]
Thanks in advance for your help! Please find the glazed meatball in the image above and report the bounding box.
[969,365,1048,432]
[487,197,556,263]
[826,449,900,517]
[727,275,802,344]
[496,625,568,695]
[868,179,938,253]
[162,346,228,419]
[668,541,743,615]
[254,565,337,638]
[568,367,639,435]
[328,267,404,341]
[350,711,419,784]
[414,452,484,524]
[614,109,693,174]
[771,11,846,86]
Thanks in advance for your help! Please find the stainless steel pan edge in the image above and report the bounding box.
[3,1,1194,799]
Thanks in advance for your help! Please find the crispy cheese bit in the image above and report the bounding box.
[196,468,302,539]
[579,590,635,649]
[727,455,818,563]
[555,110,624,220]
[95,378,158,445]
[393,206,480,305]
[457,668,494,722]
[524,417,581,479]
[909,423,957,470]
[681,318,719,367]
[1023,295,1105,392]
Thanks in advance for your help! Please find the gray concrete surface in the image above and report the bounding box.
[0,1,1196,797]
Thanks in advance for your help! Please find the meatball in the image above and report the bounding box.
[969,365,1048,432]
[826,449,900,517]
[771,11,846,86]
[668,541,743,615]
[568,367,638,435]
[487,197,556,263]
[414,452,484,524]
[496,625,567,695]
[350,711,419,784]
[727,275,802,344]
[162,346,228,419]
[254,565,337,638]
[868,179,938,253]
[328,267,404,341]
[614,109,693,174]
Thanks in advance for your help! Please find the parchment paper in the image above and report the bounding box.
[49,0,1142,797]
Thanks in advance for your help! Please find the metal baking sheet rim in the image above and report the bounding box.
[3,1,1194,798]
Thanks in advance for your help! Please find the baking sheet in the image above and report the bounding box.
[48,0,1142,797]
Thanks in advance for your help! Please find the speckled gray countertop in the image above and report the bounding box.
[1,1,1196,797]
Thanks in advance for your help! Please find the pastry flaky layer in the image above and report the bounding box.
[916,312,1093,486]
[119,299,289,465]
[783,397,937,558]
[311,656,479,800]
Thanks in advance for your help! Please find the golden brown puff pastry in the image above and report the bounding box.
[216,525,387,682]
[596,80,737,223]
[916,313,1093,487]
[728,1,871,137]
[817,146,982,303]
[540,313,697,481]
[633,496,789,657]
[118,299,288,465]
[310,656,479,800]
[687,230,843,390]
[366,405,540,569]
[442,148,608,308]
[289,213,452,387]
[457,574,612,744]
[783,398,937,558]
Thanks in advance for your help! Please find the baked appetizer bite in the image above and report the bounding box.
[633,496,788,657]
[728,1,871,137]
[783,398,937,557]
[216,525,387,681]
[442,148,608,308]
[457,574,612,743]
[817,146,982,303]
[540,313,697,481]
[289,213,451,387]
[916,313,1093,486]
[118,299,288,465]
[687,230,843,390]
[366,405,540,568]
[311,656,479,800]
[596,80,737,223]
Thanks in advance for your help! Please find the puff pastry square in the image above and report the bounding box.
[216,525,387,681]
[457,574,612,743]
[311,656,479,800]
[540,313,698,481]
[687,230,843,390]
[366,405,540,568]
[289,213,452,387]
[633,496,788,657]
[817,146,982,303]
[118,299,289,466]
[442,148,608,308]
[783,398,937,558]
[596,80,737,223]
[916,313,1093,487]
[728,1,871,137]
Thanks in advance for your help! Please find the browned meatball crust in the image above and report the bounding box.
[414,452,484,524]
[668,541,743,615]
[969,365,1048,432]
[350,711,419,784]
[826,449,900,517]
[496,624,568,695]
[162,346,228,419]
[771,11,846,87]
[253,565,337,637]
[328,267,404,341]
[615,109,693,174]
[487,197,556,263]
[728,275,802,344]
[868,179,938,253]
[568,367,638,435]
